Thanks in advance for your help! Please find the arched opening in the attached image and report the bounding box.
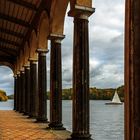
[0,66,14,110]
[90,0,125,139]
[61,3,73,131]
[59,0,125,139]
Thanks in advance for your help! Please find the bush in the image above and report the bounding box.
[0,90,8,101]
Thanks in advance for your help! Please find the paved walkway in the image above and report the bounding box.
[0,111,70,140]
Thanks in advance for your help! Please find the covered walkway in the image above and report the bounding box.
[0,0,94,139]
[0,110,70,140]
[1,0,140,140]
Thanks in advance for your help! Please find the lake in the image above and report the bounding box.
[0,100,124,140]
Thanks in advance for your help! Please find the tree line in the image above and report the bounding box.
[7,85,124,101]
[47,85,124,101]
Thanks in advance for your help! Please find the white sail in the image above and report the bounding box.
[112,90,122,103]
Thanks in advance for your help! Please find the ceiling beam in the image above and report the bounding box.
[8,0,37,11]
[0,56,16,62]
[21,1,45,49]
[0,28,24,38]
[0,37,20,47]
[0,46,17,54]
[0,44,18,54]
[0,49,16,56]
[0,13,30,28]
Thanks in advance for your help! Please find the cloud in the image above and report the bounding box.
[0,0,125,93]
[61,0,125,88]
[45,0,125,89]
[0,66,14,95]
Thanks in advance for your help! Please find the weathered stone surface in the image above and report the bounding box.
[49,35,65,130]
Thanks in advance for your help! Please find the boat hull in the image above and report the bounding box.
[105,102,123,105]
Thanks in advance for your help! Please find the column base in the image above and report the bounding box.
[35,118,49,123]
[19,110,24,113]
[23,112,28,116]
[27,115,36,119]
[47,123,66,130]
[67,133,93,140]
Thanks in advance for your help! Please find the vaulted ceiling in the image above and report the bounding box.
[0,0,52,66]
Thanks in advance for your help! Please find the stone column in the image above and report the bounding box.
[48,34,65,130]
[125,0,132,139]
[29,58,38,118]
[22,70,26,114]
[36,49,48,122]
[20,70,25,114]
[125,0,140,140]
[68,6,94,140]
[16,73,20,112]
[24,65,30,115]
[17,72,22,113]
[13,75,17,110]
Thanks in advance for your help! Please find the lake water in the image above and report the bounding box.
[0,100,124,140]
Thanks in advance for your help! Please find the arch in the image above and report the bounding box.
[37,10,49,49]
[23,42,30,66]
[13,61,18,75]
[29,30,38,59]
[0,61,14,72]
[16,55,21,73]
[70,0,92,9]
[50,0,69,35]
[18,50,24,71]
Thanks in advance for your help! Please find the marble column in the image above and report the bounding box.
[36,49,48,122]
[29,59,38,118]
[48,34,65,130]
[68,6,94,140]
[24,65,30,115]
[13,75,17,110]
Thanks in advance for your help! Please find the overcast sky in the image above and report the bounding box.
[0,0,125,95]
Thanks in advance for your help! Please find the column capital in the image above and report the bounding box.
[28,58,38,63]
[36,49,49,54]
[13,74,17,78]
[20,69,25,74]
[68,5,95,19]
[17,71,20,76]
[24,64,30,69]
[48,34,65,43]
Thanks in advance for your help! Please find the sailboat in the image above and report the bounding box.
[105,90,123,105]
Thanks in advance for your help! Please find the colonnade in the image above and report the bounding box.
[13,6,95,140]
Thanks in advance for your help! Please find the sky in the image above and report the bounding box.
[0,0,125,95]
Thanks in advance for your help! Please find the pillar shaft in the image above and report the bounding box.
[125,0,140,139]
[21,71,25,114]
[24,66,30,115]
[29,60,38,118]
[125,0,132,139]
[14,75,17,110]
[72,17,90,139]
[18,74,22,113]
[68,7,94,139]
[36,49,48,122]
[19,71,23,113]
[16,74,20,111]
[49,35,65,129]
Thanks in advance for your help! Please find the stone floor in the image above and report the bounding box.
[0,111,70,140]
